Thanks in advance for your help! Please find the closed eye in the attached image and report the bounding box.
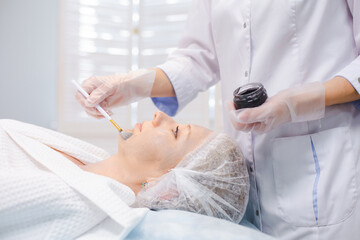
[173,126,179,139]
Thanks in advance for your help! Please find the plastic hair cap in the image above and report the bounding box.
[135,133,250,223]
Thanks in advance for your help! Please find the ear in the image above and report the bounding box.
[146,175,180,201]
[161,187,179,200]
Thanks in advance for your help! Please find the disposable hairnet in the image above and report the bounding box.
[135,133,249,223]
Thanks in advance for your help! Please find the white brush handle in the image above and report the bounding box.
[72,80,111,121]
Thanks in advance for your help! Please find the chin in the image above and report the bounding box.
[117,133,125,145]
[117,133,122,141]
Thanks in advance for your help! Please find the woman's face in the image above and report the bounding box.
[118,111,212,178]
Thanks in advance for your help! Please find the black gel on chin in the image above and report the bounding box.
[233,83,268,110]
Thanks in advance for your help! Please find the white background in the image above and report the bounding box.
[0,0,58,128]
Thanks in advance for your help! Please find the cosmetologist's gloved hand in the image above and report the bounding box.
[76,69,156,118]
[228,82,326,134]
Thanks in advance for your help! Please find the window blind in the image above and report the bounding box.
[58,0,133,138]
[58,0,223,152]
[136,0,215,129]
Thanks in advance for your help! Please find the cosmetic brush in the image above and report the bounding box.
[72,80,133,140]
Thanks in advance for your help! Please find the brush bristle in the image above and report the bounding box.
[120,131,133,140]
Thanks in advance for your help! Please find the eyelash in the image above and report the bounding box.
[173,126,179,139]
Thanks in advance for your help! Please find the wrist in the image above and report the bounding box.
[286,82,325,122]
[150,68,176,97]
[323,76,360,107]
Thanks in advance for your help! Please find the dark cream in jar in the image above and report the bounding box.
[233,83,268,110]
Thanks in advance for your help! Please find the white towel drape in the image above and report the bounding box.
[0,119,148,240]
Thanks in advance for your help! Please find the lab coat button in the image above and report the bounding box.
[256,210,259,216]
[243,22,247,28]
[358,77,360,83]
[249,166,253,172]
[245,71,248,77]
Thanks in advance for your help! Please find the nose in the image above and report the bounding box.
[152,111,171,127]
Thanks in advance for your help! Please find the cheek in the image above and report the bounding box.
[123,131,179,168]
[150,136,172,155]
[149,135,180,165]
[131,134,171,159]
[147,130,173,146]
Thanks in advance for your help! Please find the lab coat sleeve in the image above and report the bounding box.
[152,0,220,116]
[335,0,360,95]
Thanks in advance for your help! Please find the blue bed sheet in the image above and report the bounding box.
[125,210,275,240]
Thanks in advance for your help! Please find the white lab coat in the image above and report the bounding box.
[0,119,148,240]
[155,1,360,239]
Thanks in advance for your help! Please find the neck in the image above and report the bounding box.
[81,153,144,194]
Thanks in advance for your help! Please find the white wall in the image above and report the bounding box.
[0,0,58,129]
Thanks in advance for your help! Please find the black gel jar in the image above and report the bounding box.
[233,83,268,110]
